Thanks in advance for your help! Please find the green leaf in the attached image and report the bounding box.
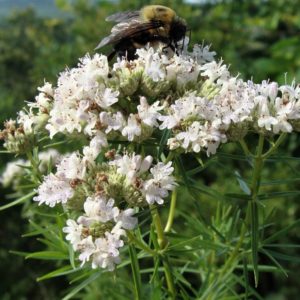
[26,251,69,260]
[264,249,300,263]
[242,258,249,299]
[258,191,300,200]
[263,219,300,244]
[260,178,300,186]
[234,171,251,195]
[129,244,142,300]
[0,191,36,211]
[259,248,288,277]
[62,272,101,300]
[157,129,170,158]
[37,266,77,281]
[249,201,259,287]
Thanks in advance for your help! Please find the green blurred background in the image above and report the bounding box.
[0,0,299,299]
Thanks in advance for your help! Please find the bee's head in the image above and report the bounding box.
[170,17,187,42]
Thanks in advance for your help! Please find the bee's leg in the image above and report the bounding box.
[162,42,176,56]
[151,36,173,52]
[107,50,117,61]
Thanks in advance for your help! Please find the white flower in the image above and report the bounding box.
[137,47,167,82]
[111,153,153,182]
[17,110,35,134]
[115,208,137,230]
[56,152,86,180]
[191,44,216,64]
[100,111,125,134]
[200,60,230,83]
[92,231,124,271]
[83,132,108,164]
[279,80,300,101]
[166,55,200,87]
[95,88,119,109]
[78,236,96,266]
[137,97,163,127]
[258,81,278,102]
[63,219,83,250]
[0,159,27,187]
[33,173,74,207]
[77,196,119,226]
[122,114,141,141]
[142,162,176,205]
[38,81,54,97]
[256,96,278,131]
[38,149,61,173]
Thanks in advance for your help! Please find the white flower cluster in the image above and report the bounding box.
[18,82,54,135]
[111,153,176,205]
[2,42,299,271]
[0,149,61,188]
[33,151,175,270]
[33,152,84,207]
[11,44,298,158]
[63,195,137,271]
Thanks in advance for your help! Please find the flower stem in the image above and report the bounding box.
[151,206,167,248]
[128,244,142,300]
[151,205,176,299]
[26,150,42,183]
[127,230,156,256]
[262,133,287,159]
[240,138,252,157]
[248,134,264,287]
[164,189,177,233]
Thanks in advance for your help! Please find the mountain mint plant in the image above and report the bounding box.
[1,43,299,299]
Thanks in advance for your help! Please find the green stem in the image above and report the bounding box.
[127,231,156,256]
[151,206,176,299]
[165,151,175,163]
[151,206,167,248]
[249,134,265,287]
[239,138,252,157]
[251,134,265,198]
[164,189,177,233]
[129,244,142,300]
[262,133,287,159]
[26,150,42,183]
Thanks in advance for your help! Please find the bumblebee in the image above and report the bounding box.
[95,5,187,61]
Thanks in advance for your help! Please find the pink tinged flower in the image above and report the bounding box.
[63,219,83,250]
[122,114,142,141]
[33,173,74,207]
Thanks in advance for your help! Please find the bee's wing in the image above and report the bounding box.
[95,20,163,50]
[105,10,140,22]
